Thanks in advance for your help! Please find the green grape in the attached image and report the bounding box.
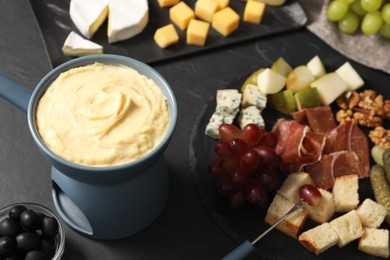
[339,0,356,4]
[382,3,390,24]
[327,0,350,21]
[360,0,382,12]
[338,11,360,33]
[351,0,367,16]
[361,11,384,34]
[380,23,390,38]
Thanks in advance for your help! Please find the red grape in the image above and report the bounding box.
[229,190,247,208]
[268,154,282,170]
[299,184,322,206]
[207,159,224,176]
[258,132,278,148]
[242,124,263,147]
[219,155,240,174]
[246,180,269,208]
[219,124,241,141]
[256,168,280,192]
[214,141,232,157]
[240,150,262,170]
[252,146,276,166]
[230,169,248,188]
[229,138,249,157]
[217,177,236,196]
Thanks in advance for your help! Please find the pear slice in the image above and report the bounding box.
[286,65,315,92]
[306,55,326,78]
[257,0,286,6]
[310,72,348,105]
[257,68,286,94]
[335,62,364,91]
[241,68,265,91]
[294,87,322,110]
[268,89,296,114]
[271,57,292,77]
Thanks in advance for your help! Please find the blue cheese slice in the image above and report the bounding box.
[216,89,242,118]
[205,112,235,139]
[238,105,265,129]
[62,31,103,56]
[242,84,267,111]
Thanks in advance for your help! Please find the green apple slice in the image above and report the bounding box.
[306,55,326,78]
[286,65,315,92]
[241,68,265,91]
[257,68,286,94]
[271,57,292,77]
[294,87,322,110]
[310,72,348,105]
[268,89,296,114]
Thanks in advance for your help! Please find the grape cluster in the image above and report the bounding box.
[327,0,390,38]
[0,205,59,260]
[208,124,282,208]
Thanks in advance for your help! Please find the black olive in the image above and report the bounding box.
[0,236,16,256]
[40,240,55,259]
[8,206,27,222]
[20,210,39,230]
[25,250,49,260]
[0,218,21,238]
[15,232,41,252]
[41,217,58,239]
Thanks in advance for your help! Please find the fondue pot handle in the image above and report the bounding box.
[0,75,32,113]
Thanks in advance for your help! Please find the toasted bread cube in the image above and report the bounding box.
[277,172,314,204]
[195,0,218,22]
[170,2,195,30]
[212,7,239,36]
[333,175,359,212]
[187,19,210,46]
[157,0,180,7]
[243,0,266,24]
[212,0,229,9]
[154,24,179,48]
[265,194,308,238]
[329,210,364,247]
[358,228,389,258]
[356,198,387,228]
[298,223,339,255]
[304,188,335,223]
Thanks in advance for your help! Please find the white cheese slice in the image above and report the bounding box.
[69,0,109,39]
[62,31,103,57]
[107,0,149,43]
[69,0,149,44]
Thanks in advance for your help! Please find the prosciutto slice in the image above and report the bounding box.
[292,106,336,134]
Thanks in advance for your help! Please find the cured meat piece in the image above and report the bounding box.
[273,119,325,171]
[306,151,362,190]
[324,121,370,178]
[292,106,336,134]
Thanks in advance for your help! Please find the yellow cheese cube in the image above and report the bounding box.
[212,0,229,10]
[169,2,195,30]
[212,7,239,36]
[154,24,179,48]
[195,0,218,22]
[244,0,266,24]
[157,0,180,8]
[187,19,210,46]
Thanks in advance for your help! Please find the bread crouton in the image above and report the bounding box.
[356,198,387,228]
[358,228,389,258]
[298,222,339,255]
[329,210,364,247]
[332,175,359,212]
[265,194,308,238]
[277,172,314,204]
[304,188,335,223]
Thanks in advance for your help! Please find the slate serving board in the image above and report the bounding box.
[30,0,307,67]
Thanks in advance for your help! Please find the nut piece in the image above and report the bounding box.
[369,126,390,150]
[336,89,388,128]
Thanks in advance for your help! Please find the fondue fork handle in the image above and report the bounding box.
[0,75,32,113]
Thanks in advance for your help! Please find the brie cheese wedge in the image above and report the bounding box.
[69,0,149,44]
[62,31,103,57]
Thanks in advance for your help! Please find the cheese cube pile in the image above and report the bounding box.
[169,2,195,30]
[243,0,266,24]
[154,24,179,48]
[212,7,240,37]
[187,19,210,46]
[195,0,219,22]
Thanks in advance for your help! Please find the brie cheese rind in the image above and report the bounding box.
[69,0,149,44]
[62,31,103,57]
[69,0,109,39]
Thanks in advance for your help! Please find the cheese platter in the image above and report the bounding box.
[30,0,307,67]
